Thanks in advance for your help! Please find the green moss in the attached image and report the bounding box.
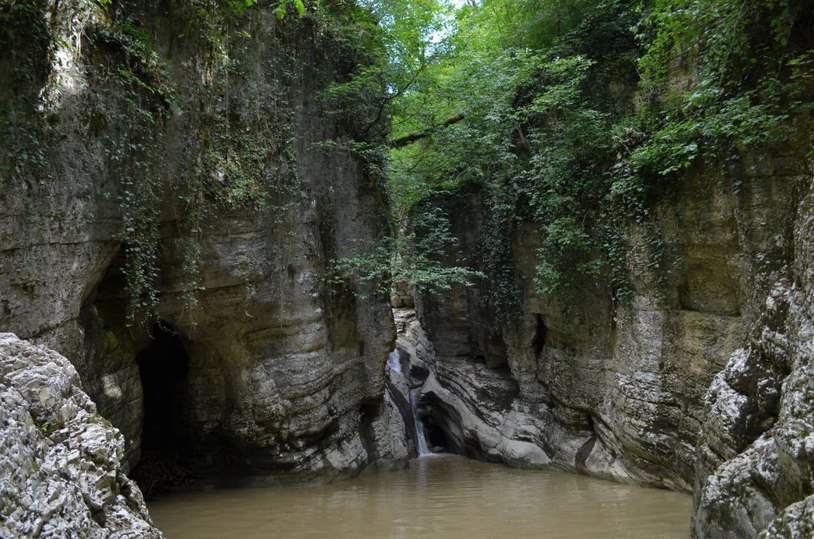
[102,330,118,351]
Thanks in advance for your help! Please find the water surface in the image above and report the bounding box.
[149,455,691,538]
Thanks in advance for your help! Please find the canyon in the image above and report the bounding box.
[1,1,813,538]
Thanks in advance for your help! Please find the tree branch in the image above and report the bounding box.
[389,113,465,149]
[362,63,428,135]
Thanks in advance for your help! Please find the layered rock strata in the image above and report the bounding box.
[693,167,814,538]
[0,0,397,484]
[402,150,813,537]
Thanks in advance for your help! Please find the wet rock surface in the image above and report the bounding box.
[0,333,161,538]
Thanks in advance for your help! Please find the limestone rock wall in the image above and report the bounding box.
[692,168,814,538]
[0,0,397,483]
[0,333,162,538]
[405,148,813,535]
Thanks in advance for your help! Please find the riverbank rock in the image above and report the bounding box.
[692,167,814,538]
[0,333,161,538]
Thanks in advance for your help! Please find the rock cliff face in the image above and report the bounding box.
[693,170,814,538]
[0,0,397,487]
[400,147,813,536]
[0,333,162,538]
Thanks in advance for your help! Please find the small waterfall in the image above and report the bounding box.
[387,348,430,457]
[409,387,430,456]
[387,349,402,375]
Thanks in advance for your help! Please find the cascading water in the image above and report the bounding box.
[387,348,430,456]
[409,387,430,456]
[387,349,402,375]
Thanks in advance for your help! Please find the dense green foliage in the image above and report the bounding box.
[3,0,812,323]
[330,207,483,296]
[332,0,813,317]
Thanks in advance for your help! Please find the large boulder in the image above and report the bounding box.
[0,333,161,538]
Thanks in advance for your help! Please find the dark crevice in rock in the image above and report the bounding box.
[358,400,381,464]
[422,414,450,453]
[136,323,189,453]
[532,314,547,357]
[412,389,450,454]
[421,391,478,459]
[410,361,429,382]
[575,416,597,473]
[89,506,107,529]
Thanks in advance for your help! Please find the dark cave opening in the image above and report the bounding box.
[137,323,189,452]
[413,391,453,455]
[422,414,450,452]
[131,323,192,497]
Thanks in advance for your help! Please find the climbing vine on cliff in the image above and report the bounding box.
[624,0,814,184]
[89,17,174,326]
[86,0,317,326]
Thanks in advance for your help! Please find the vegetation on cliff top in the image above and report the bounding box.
[331,0,813,318]
[3,0,811,323]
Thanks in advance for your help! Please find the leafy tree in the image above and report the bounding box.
[332,0,813,309]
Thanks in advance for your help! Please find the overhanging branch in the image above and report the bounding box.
[389,113,465,149]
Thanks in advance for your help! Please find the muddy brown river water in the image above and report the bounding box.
[148,454,692,538]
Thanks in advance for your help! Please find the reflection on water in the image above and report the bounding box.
[148,455,691,538]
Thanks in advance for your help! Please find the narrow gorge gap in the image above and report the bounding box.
[386,341,449,456]
[532,314,547,356]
